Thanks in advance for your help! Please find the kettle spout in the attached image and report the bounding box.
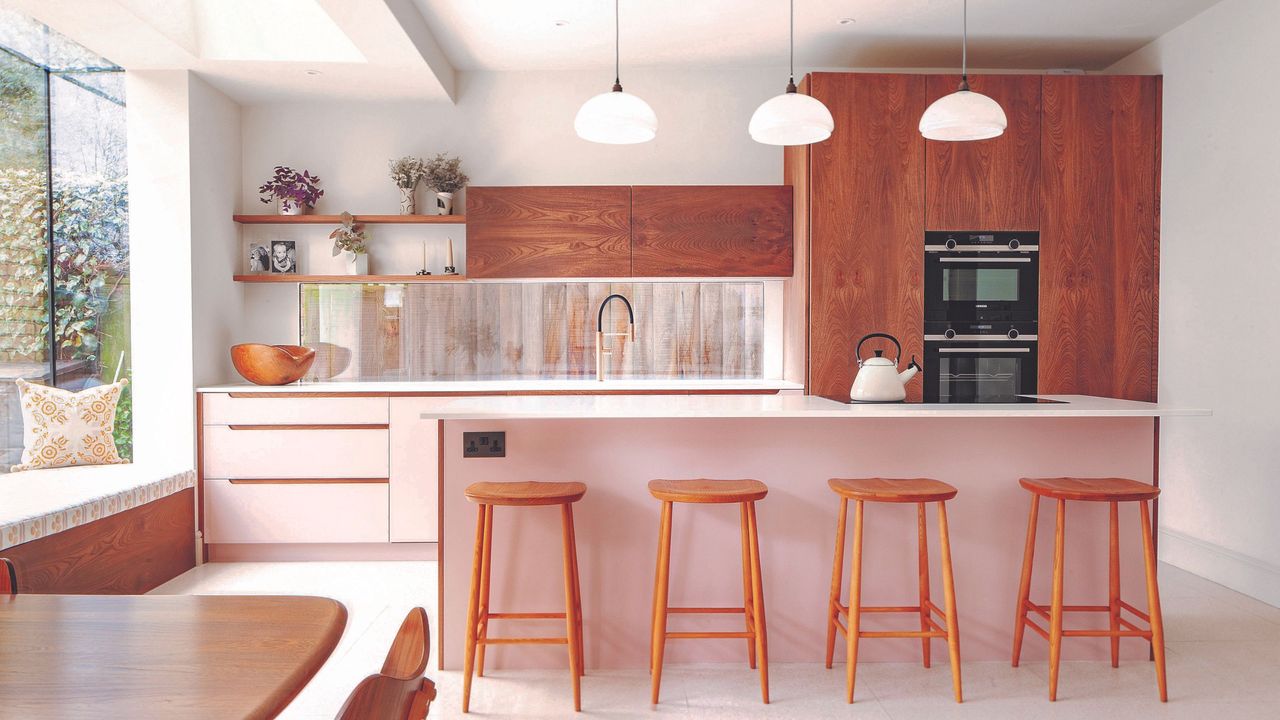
[899,355,922,384]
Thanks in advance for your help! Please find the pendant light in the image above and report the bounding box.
[919,0,1007,141]
[749,0,834,145]
[574,0,656,144]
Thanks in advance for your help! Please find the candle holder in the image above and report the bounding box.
[443,265,458,276]
[415,269,432,276]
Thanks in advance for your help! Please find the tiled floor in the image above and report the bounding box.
[151,561,1280,719]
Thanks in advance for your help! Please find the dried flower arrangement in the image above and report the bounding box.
[257,166,324,213]
[388,156,427,189]
[423,153,469,194]
[329,211,369,256]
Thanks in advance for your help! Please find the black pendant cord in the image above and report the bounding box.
[958,0,970,91]
[612,0,623,92]
[785,0,797,93]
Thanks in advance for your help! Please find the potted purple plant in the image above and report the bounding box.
[258,165,324,215]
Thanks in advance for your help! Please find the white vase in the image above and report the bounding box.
[435,191,454,216]
[344,252,369,275]
[278,199,305,216]
[399,186,416,215]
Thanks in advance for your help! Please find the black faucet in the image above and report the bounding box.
[596,294,635,381]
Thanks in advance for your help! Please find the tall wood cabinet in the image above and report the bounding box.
[1038,75,1161,401]
[795,72,1160,402]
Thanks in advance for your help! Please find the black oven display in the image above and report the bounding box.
[925,231,1038,323]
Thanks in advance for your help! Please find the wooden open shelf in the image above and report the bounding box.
[234,274,467,284]
[233,214,465,225]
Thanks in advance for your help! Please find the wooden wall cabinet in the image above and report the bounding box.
[804,73,927,401]
[468,185,794,279]
[466,186,633,278]
[925,74,1042,231]
[1038,75,1161,401]
[631,186,793,276]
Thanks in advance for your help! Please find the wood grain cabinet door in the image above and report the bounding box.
[631,186,793,277]
[925,74,1042,231]
[466,186,632,278]
[806,73,927,401]
[1039,75,1160,401]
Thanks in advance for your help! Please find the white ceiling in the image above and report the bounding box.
[1,0,1224,104]
[415,0,1223,72]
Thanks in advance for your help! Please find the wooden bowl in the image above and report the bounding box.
[230,344,316,385]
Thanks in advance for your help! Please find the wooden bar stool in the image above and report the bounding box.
[1012,477,1167,702]
[648,479,769,705]
[462,481,587,713]
[825,478,963,704]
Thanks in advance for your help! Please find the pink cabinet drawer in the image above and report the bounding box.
[203,426,389,479]
[204,478,389,543]
[202,393,388,425]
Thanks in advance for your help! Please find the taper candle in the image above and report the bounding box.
[446,237,454,267]
[421,241,427,269]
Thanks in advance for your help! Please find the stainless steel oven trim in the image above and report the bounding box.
[925,245,1039,252]
[925,334,1038,341]
[937,257,1032,263]
[937,347,1032,353]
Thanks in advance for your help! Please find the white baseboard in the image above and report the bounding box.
[1160,528,1280,608]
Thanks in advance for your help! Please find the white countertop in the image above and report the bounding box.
[416,394,1210,420]
[197,379,805,394]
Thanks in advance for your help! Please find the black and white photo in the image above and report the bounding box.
[270,240,297,274]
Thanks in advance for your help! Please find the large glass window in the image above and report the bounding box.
[0,11,129,470]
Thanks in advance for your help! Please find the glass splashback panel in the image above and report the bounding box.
[299,282,766,381]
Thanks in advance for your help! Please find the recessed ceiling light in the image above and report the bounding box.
[305,69,322,76]
[838,17,856,25]
[554,20,570,27]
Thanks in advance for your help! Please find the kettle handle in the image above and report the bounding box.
[855,333,901,366]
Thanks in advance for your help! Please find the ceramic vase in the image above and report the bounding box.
[435,191,454,216]
[278,199,305,216]
[399,186,416,215]
[344,252,369,275]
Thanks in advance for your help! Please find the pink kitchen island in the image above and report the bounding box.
[428,394,1208,672]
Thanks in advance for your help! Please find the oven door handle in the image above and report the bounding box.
[936,257,1032,263]
[937,347,1032,353]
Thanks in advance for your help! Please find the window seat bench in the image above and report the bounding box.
[0,464,196,593]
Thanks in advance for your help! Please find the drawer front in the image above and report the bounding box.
[204,426,389,478]
[204,478,389,543]
[203,393,389,425]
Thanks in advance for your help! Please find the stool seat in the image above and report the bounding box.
[1019,477,1159,502]
[648,479,768,504]
[829,477,958,504]
[464,481,586,506]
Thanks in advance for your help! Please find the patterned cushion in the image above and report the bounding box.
[11,379,127,472]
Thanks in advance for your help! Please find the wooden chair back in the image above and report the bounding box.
[0,558,15,594]
[335,607,435,720]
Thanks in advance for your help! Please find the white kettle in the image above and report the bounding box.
[849,333,921,403]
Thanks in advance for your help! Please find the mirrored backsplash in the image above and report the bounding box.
[299,282,765,381]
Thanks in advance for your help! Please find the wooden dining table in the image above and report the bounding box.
[0,593,347,719]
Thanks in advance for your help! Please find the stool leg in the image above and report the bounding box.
[462,504,486,713]
[566,503,585,677]
[1140,501,1169,702]
[825,496,848,669]
[917,501,932,669]
[1109,501,1121,669]
[475,504,494,677]
[1012,493,1040,667]
[559,504,582,712]
[649,501,673,704]
[845,499,864,704]
[1049,499,1067,701]
[740,502,757,669]
[746,500,769,704]
[938,501,963,703]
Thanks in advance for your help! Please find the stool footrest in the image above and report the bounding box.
[1062,629,1152,638]
[859,630,948,639]
[665,631,754,640]
[1119,600,1150,622]
[668,606,746,615]
[480,636,569,646]
[486,612,566,620]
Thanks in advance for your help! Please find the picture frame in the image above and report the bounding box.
[269,240,298,274]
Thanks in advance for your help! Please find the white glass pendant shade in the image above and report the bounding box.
[749,91,834,146]
[919,89,1007,141]
[575,88,657,144]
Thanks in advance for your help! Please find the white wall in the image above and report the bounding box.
[235,66,790,352]
[1109,0,1280,604]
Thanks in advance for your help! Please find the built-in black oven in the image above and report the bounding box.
[923,320,1038,403]
[925,231,1038,323]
